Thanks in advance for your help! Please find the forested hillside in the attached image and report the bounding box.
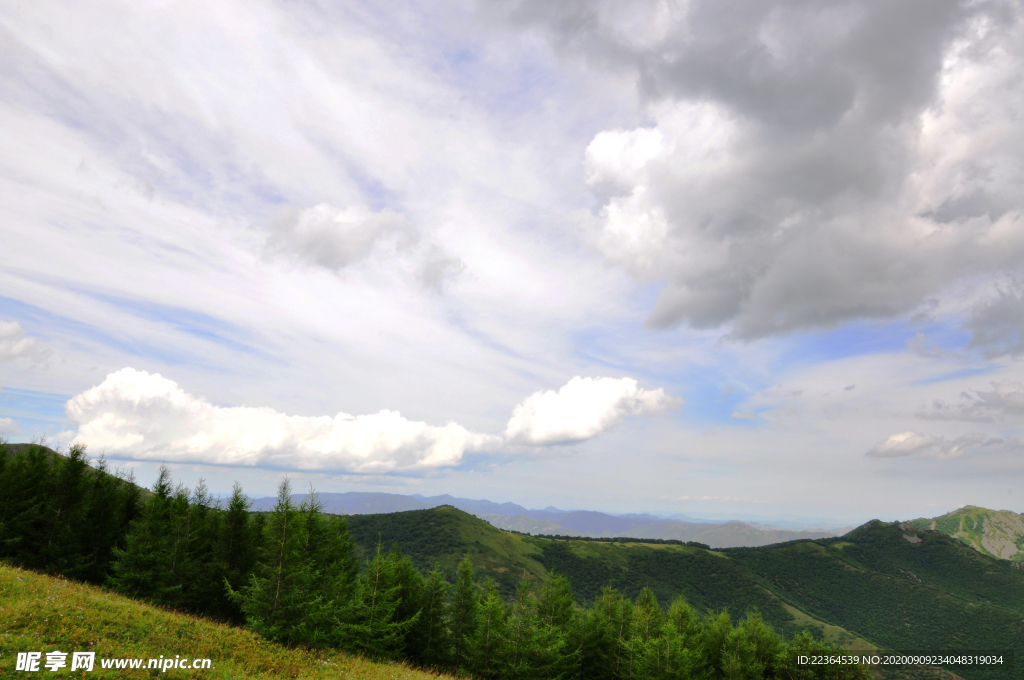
[0,441,868,680]
[353,508,1024,680]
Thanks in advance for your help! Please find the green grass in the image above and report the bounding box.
[0,562,453,679]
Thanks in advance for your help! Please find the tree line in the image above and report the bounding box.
[0,441,869,679]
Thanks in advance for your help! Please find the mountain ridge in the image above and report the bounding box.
[247,490,845,548]
[910,505,1024,561]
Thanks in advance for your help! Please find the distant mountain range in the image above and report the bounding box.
[247,490,850,548]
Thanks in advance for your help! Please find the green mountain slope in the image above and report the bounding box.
[350,507,1023,680]
[910,506,1024,561]
[0,561,451,679]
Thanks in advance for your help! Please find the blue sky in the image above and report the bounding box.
[2,0,1024,524]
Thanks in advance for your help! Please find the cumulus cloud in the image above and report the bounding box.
[500,0,1024,339]
[505,376,679,445]
[267,203,417,270]
[66,368,500,472]
[867,430,1005,460]
[918,380,1024,422]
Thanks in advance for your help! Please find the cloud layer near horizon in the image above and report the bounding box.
[66,368,501,472]
[64,370,676,470]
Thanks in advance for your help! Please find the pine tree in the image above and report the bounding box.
[407,565,451,669]
[591,585,632,680]
[533,573,574,678]
[450,555,479,671]
[213,482,257,622]
[178,480,220,612]
[663,595,708,680]
[39,443,91,573]
[292,489,358,647]
[623,587,664,679]
[471,578,507,679]
[234,481,359,647]
[233,478,306,643]
[0,443,51,564]
[344,543,419,659]
[503,576,543,680]
[108,466,181,603]
[68,456,125,583]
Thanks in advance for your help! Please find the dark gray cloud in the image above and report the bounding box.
[493,0,1024,339]
[967,283,1024,358]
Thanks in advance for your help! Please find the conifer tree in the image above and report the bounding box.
[471,578,508,679]
[593,586,632,680]
[213,482,257,622]
[623,587,664,679]
[108,466,181,603]
[662,595,708,680]
[179,479,220,612]
[233,478,307,644]
[292,489,359,647]
[0,443,51,564]
[39,443,90,573]
[503,576,546,680]
[344,543,419,659]
[407,565,452,669]
[725,612,783,680]
[70,456,125,583]
[450,555,479,670]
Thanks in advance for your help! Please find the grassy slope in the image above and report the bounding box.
[0,562,451,679]
[349,507,1024,680]
[910,506,1024,561]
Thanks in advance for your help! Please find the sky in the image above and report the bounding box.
[2,0,1024,525]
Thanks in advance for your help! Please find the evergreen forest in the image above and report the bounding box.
[0,441,873,680]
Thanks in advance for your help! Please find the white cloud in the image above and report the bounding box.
[505,376,679,445]
[0,416,17,435]
[868,431,942,458]
[0,321,50,364]
[66,368,500,472]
